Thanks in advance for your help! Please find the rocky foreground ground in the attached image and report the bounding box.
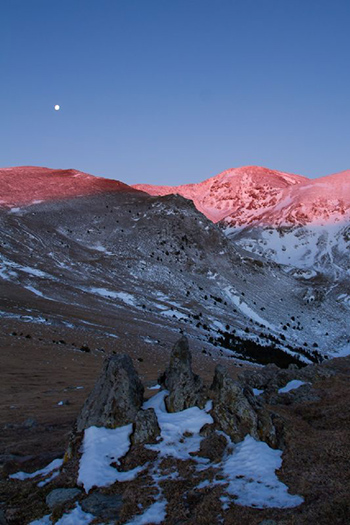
[1,336,350,525]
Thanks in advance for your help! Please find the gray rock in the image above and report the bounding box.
[158,336,206,412]
[239,364,297,392]
[259,520,278,525]
[211,366,278,446]
[211,365,259,442]
[23,418,38,429]
[46,488,81,509]
[300,363,336,381]
[197,432,228,463]
[76,354,144,431]
[131,408,160,445]
[81,492,123,519]
[269,383,321,406]
[238,363,280,389]
[0,509,7,525]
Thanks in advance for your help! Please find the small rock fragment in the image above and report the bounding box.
[46,488,81,509]
[196,432,227,463]
[80,492,123,519]
[131,408,160,445]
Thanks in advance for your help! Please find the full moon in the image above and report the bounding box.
[54,104,60,111]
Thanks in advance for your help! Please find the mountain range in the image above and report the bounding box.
[1,165,349,367]
[134,166,350,276]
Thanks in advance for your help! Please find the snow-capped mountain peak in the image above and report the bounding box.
[134,165,307,223]
[134,165,350,275]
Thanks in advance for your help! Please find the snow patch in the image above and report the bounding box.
[221,435,303,508]
[143,391,213,460]
[10,458,63,481]
[89,288,136,306]
[252,388,264,396]
[25,285,46,298]
[78,424,142,493]
[224,286,274,329]
[278,380,307,393]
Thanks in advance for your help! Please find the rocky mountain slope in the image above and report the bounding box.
[134,166,350,278]
[1,167,348,365]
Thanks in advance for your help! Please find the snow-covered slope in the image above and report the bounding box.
[224,170,350,275]
[134,167,350,275]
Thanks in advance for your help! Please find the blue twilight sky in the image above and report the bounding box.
[1,0,350,185]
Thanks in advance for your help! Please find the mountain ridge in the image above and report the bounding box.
[133,165,350,226]
[132,165,350,275]
[0,166,139,208]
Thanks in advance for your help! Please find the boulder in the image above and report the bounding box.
[239,363,282,390]
[76,354,144,432]
[0,509,7,525]
[300,363,336,382]
[131,408,161,445]
[210,365,259,442]
[269,383,321,406]
[46,488,81,509]
[80,492,123,519]
[196,432,228,463]
[158,336,206,412]
[210,365,278,447]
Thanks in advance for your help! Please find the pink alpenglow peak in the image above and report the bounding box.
[1,165,350,231]
[0,166,139,208]
[133,166,350,228]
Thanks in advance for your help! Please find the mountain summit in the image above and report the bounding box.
[133,166,307,223]
[133,165,350,228]
[134,165,350,274]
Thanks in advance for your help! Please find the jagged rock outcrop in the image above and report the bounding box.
[158,336,206,412]
[210,365,277,446]
[76,354,144,432]
[239,360,336,393]
[239,360,329,406]
[0,509,7,525]
[238,363,282,390]
[131,408,161,445]
[210,365,259,442]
